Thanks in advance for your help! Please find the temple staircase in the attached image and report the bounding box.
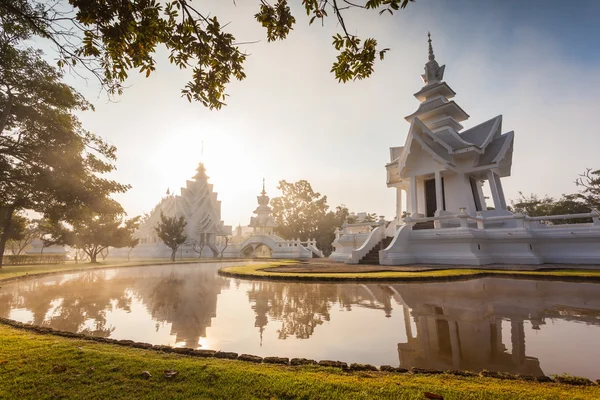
[358,236,394,265]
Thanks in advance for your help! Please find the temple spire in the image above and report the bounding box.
[428,32,435,61]
[261,178,266,195]
[421,32,445,86]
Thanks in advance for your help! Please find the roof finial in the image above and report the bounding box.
[261,178,266,195]
[428,32,435,62]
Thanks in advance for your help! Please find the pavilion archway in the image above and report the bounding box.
[241,243,274,259]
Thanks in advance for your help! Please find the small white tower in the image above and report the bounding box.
[248,179,278,236]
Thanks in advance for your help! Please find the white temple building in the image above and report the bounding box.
[386,34,514,223]
[122,163,232,259]
[333,34,600,266]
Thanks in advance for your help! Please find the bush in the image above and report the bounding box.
[4,254,67,265]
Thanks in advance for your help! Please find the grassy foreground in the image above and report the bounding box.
[0,325,598,400]
[219,262,600,282]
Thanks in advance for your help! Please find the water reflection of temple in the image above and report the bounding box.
[246,278,600,375]
[135,267,230,348]
[395,278,600,375]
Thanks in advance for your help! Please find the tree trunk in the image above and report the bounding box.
[170,248,176,262]
[90,251,97,263]
[0,206,15,269]
[127,247,133,261]
[220,238,229,258]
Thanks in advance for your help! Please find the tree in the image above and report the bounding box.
[511,192,591,225]
[575,168,600,209]
[2,0,414,109]
[155,212,187,262]
[271,180,329,241]
[125,236,140,261]
[52,211,140,263]
[191,233,206,259]
[271,180,348,255]
[315,205,350,255]
[6,215,39,255]
[0,210,29,254]
[220,236,229,258]
[0,14,129,268]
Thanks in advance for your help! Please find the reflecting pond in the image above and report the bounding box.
[1,262,600,379]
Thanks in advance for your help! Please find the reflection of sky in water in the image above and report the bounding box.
[1,262,600,379]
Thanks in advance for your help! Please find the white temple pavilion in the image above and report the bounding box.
[386,33,514,223]
[333,34,600,266]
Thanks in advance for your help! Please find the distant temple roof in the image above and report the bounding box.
[136,162,232,239]
[249,179,278,229]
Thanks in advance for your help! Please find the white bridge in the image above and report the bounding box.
[237,235,324,259]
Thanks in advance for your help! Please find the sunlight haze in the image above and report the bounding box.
[66,0,600,226]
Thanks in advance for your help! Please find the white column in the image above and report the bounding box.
[435,171,444,214]
[410,177,418,216]
[494,174,507,210]
[487,170,502,210]
[396,186,403,221]
[476,180,488,211]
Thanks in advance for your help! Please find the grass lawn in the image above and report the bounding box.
[0,324,598,400]
[219,262,600,282]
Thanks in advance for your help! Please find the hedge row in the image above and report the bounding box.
[3,254,67,265]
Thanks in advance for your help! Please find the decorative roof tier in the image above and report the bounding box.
[249,179,278,231]
[405,32,470,132]
[387,33,515,189]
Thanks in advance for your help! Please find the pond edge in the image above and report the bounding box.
[1,316,597,386]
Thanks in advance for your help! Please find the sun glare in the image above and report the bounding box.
[155,122,266,225]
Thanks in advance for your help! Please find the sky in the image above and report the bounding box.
[57,0,600,227]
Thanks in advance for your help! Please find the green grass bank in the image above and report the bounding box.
[219,262,600,282]
[1,324,599,400]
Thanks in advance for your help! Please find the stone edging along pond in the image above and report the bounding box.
[1,316,598,387]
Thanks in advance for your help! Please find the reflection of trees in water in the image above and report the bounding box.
[0,267,230,347]
[132,267,230,348]
[0,271,135,337]
[248,282,335,340]
[247,282,395,340]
